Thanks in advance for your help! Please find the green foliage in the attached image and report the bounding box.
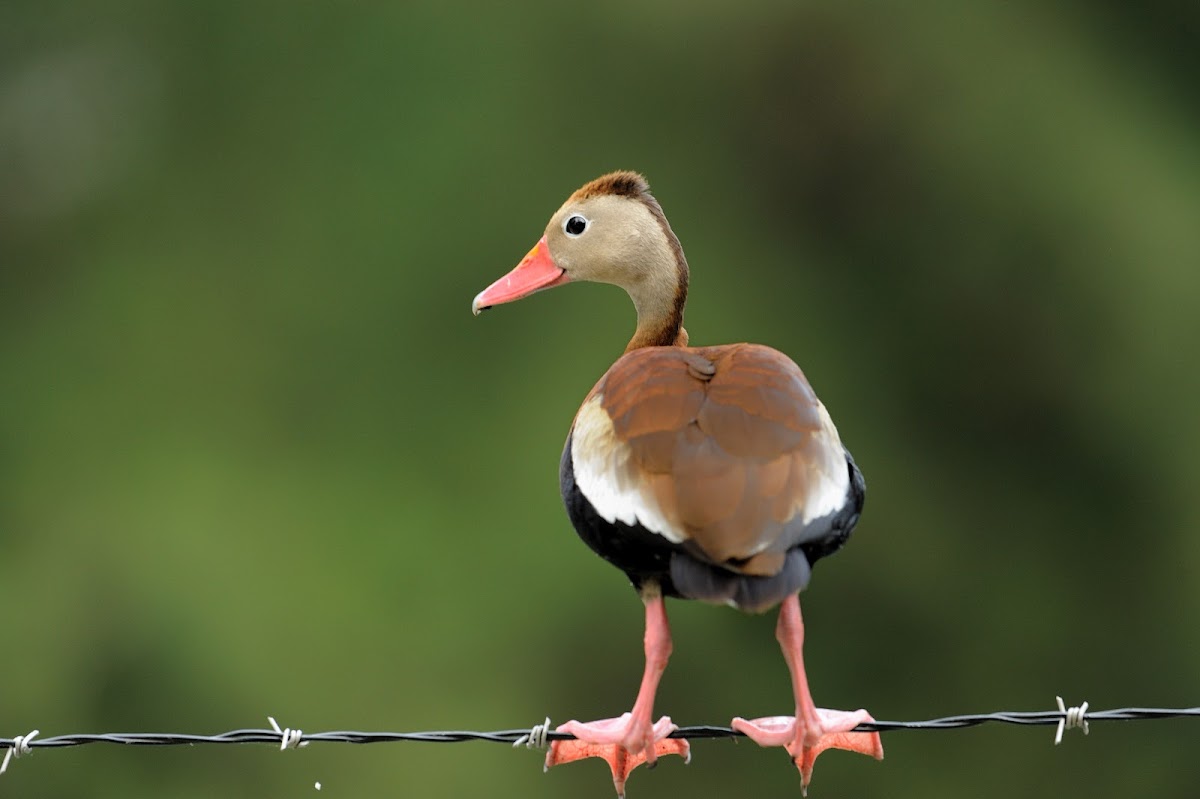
[2,1,1198,796]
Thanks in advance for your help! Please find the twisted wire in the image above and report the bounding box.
[1,705,1196,759]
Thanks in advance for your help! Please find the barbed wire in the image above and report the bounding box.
[2,701,1198,774]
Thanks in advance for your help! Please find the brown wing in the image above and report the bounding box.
[591,343,849,577]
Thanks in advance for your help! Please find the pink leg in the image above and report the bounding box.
[733,594,882,794]
[545,589,690,797]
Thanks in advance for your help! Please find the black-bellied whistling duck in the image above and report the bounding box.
[472,172,882,796]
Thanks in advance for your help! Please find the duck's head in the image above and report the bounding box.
[473,171,689,350]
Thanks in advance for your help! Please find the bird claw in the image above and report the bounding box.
[545,714,690,798]
[733,708,883,794]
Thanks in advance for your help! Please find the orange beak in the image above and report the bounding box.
[472,236,570,315]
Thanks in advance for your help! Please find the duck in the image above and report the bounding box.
[472,171,882,796]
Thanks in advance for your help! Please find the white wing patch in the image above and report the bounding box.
[796,401,851,526]
[570,396,684,543]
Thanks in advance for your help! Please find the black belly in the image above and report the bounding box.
[558,432,865,608]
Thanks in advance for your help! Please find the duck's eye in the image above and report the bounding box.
[564,215,588,237]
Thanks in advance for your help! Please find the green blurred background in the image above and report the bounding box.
[3,1,1198,797]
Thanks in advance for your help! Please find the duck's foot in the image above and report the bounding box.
[732,708,883,795]
[545,714,690,798]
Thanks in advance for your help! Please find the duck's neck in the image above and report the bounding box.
[624,217,690,352]
[626,291,688,351]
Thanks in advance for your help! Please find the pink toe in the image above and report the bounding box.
[555,713,637,745]
[814,708,874,734]
[732,715,798,747]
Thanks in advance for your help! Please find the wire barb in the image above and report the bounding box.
[1054,696,1089,745]
[513,717,552,750]
[268,717,308,751]
[0,730,39,775]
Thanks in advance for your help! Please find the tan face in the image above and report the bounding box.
[542,194,670,290]
[471,182,682,324]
